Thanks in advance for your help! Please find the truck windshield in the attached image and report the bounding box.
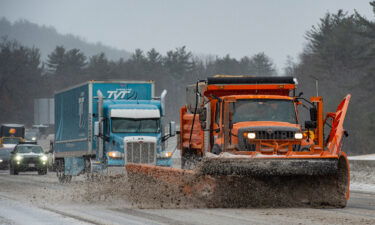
[112,118,160,133]
[16,146,43,153]
[232,99,297,124]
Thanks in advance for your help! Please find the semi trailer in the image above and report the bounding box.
[53,81,175,182]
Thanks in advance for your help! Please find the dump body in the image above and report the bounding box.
[54,81,172,179]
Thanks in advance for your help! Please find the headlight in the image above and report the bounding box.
[31,137,37,141]
[108,151,123,159]
[40,155,48,161]
[294,132,303,139]
[158,151,173,158]
[15,155,23,161]
[247,132,256,139]
[0,158,3,163]
[164,152,173,158]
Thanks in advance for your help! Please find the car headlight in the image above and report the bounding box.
[247,132,256,139]
[31,137,37,141]
[0,158,3,163]
[15,155,23,161]
[108,151,123,159]
[294,132,303,139]
[40,155,48,161]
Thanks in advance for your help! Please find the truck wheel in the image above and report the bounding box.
[55,159,71,183]
[58,174,72,183]
[65,175,72,182]
[212,144,222,155]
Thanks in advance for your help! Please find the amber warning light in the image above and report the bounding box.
[9,128,16,134]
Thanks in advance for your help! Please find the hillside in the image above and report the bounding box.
[0,17,130,60]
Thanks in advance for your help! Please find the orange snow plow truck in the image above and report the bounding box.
[126,76,351,208]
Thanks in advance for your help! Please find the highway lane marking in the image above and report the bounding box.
[190,209,283,225]
[0,193,100,225]
[110,208,196,225]
[41,207,106,225]
[0,195,91,225]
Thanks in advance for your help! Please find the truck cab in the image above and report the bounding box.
[212,95,307,154]
[54,81,175,181]
[179,76,326,168]
[101,100,172,166]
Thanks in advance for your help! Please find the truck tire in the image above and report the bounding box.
[212,144,222,155]
[56,159,71,183]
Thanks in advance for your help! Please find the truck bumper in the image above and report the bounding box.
[108,158,172,167]
[107,158,124,166]
[156,157,173,167]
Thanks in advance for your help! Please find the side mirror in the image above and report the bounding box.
[305,121,317,129]
[169,121,176,137]
[310,107,317,122]
[160,89,167,116]
[94,121,100,136]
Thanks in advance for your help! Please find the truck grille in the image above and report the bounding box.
[126,142,156,164]
[255,131,295,140]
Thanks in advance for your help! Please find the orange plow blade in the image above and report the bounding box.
[125,164,216,208]
[126,156,349,208]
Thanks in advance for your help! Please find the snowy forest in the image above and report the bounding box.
[1,2,375,154]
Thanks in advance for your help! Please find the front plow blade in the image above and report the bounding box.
[197,157,339,176]
[126,164,216,208]
[126,156,349,208]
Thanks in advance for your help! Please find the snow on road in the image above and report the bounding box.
[0,139,374,225]
[1,169,375,225]
[0,194,90,225]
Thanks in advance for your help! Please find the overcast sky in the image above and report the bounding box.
[0,0,373,71]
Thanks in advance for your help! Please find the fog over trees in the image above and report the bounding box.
[288,1,375,154]
[1,2,375,154]
[0,18,131,60]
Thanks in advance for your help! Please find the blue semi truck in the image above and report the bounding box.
[53,81,175,182]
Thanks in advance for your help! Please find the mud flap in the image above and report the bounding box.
[64,157,85,176]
